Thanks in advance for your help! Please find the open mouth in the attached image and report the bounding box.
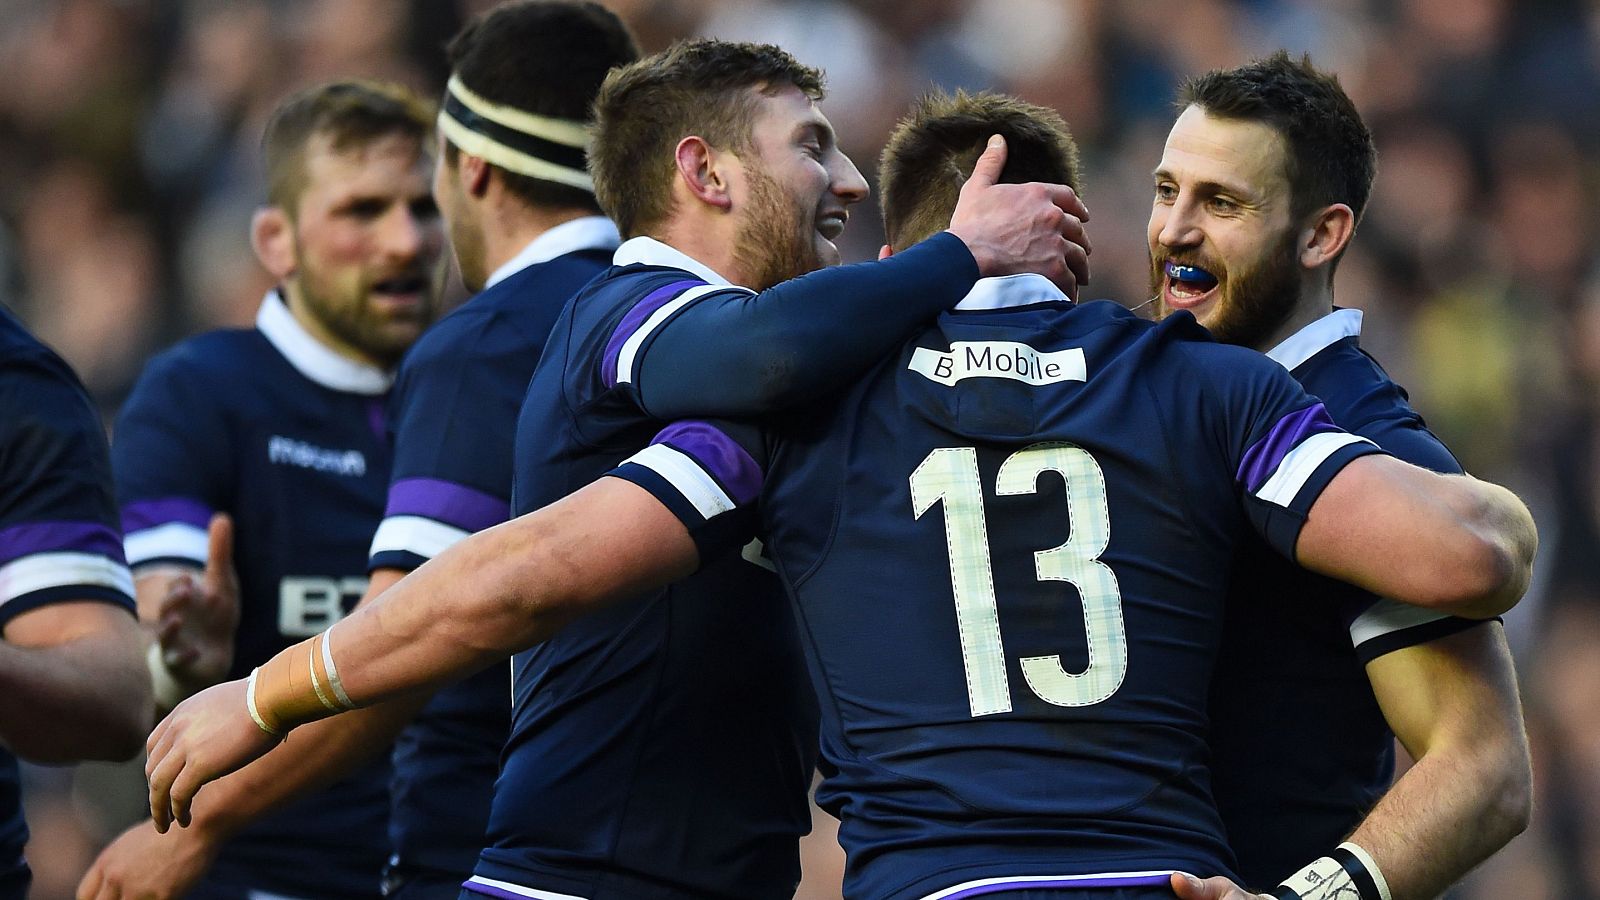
[817,212,847,242]
[371,275,428,297]
[1164,261,1219,307]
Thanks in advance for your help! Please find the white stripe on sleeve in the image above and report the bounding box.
[1255,432,1374,508]
[614,285,751,386]
[368,515,472,563]
[124,522,209,567]
[0,551,134,604]
[623,443,734,519]
[1349,598,1450,650]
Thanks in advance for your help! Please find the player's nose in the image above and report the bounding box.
[831,149,869,205]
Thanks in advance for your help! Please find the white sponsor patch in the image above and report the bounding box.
[267,436,367,477]
[910,341,1085,387]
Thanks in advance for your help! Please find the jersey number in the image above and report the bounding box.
[910,443,1126,717]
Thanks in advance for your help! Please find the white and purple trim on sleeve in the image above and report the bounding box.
[615,421,763,526]
[122,496,211,568]
[918,871,1177,899]
[462,875,590,900]
[601,281,755,388]
[0,519,134,610]
[1238,403,1375,508]
[368,477,510,564]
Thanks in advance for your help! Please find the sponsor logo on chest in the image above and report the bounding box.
[267,435,367,477]
[910,340,1086,387]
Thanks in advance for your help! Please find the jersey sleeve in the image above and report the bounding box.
[1202,351,1388,560]
[612,232,980,419]
[368,318,515,572]
[1339,394,1481,663]
[606,419,767,562]
[112,348,233,571]
[0,359,134,626]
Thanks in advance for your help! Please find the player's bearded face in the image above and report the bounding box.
[729,86,865,290]
[733,162,827,290]
[1148,225,1301,349]
[288,133,447,367]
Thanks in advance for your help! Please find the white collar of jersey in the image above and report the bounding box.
[1265,307,1363,372]
[954,274,1069,310]
[484,216,621,288]
[612,236,741,287]
[256,291,394,395]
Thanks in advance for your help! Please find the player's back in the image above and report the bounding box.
[755,276,1378,900]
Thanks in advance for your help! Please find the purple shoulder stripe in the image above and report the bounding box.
[1237,402,1338,493]
[652,420,762,506]
[601,279,704,388]
[122,496,212,533]
[384,477,508,533]
[0,520,126,567]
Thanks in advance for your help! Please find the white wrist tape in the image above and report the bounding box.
[146,641,188,709]
[1274,841,1390,900]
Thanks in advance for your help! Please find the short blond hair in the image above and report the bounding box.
[263,80,435,212]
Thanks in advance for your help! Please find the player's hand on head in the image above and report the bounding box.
[946,134,1092,300]
[146,677,276,833]
[1170,872,1274,900]
[76,819,218,900]
[155,513,241,690]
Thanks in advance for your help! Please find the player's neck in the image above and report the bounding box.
[653,213,744,286]
[1255,284,1335,353]
[480,204,598,276]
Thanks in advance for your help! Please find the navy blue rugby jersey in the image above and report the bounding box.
[114,293,392,899]
[470,233,982,900]
[0,304,135,888]
[611,276,1388,900]
[1207,308,1480,888]
[365,218,617,882]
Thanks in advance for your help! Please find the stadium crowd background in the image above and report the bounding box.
[1,0,1597,897]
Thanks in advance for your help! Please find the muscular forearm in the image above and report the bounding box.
[0,624,149,762]
[1353,625,1533,899]
[322,478,697,713]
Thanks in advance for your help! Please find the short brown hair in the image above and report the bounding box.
[1179,51,1375,225]
[878,91,1080,248]
[444,0,638,213]
[263,80,435,212]
[591,39,825,237]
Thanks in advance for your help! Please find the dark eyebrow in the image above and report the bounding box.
[796,120,835,149]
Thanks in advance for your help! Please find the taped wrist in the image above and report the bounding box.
[146,641,188,709]
[1273,842,1391,900]
[245,632,357,736]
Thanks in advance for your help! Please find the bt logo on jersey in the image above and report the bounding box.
[279,576,367,636]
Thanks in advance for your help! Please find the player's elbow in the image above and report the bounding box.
[1479,731,1534,847]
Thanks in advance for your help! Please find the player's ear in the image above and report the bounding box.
[250,207,296,280]
[878,244,894,260]
[1299,203,1355,271]
[673,135,732,211]
[461,152,491,199]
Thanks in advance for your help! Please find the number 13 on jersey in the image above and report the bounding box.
[910,442,1126,717]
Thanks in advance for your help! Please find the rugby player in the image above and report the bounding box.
[146,39,1091,900]
[1153,54,1531,900]
[148,85,1533,900]
[81,5,638,899]
[0,303,150,899]
[102,81,445,900]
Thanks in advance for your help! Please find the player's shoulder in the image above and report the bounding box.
[145,327,270,383]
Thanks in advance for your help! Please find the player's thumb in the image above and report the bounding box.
[963,134,1008,191]
[204,513,236,589]
[1170,872,1217,900]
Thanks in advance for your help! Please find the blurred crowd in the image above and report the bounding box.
[2,0,1598,897]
